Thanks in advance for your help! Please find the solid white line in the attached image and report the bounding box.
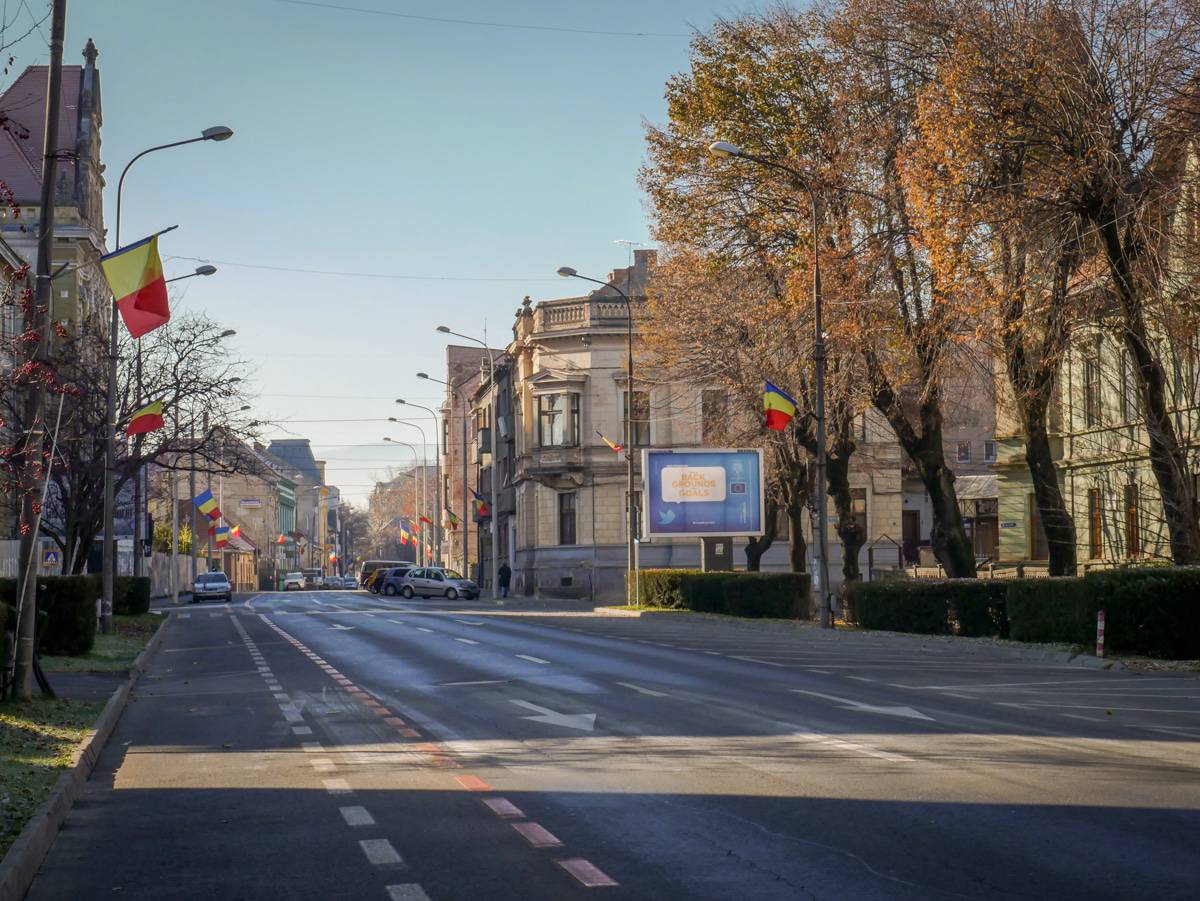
[339,805,375,827]
[515,654,550,664]
[386,886,431,901]
[438,679,508,687]
[359,838,404,866]
[1141,725,1200,739]
[728,655,788,667]
[322,778,352,795]
[454,638,480,645]
[615,681,669,697]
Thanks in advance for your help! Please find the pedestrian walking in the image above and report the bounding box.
[498,561,511,599]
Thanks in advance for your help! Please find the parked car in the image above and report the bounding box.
[391,567,478,600]
[192,571,232,603]
[283,571,306,591]
[370,566,410,594]
[358,559,407,588]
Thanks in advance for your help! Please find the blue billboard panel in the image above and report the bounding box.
[642,448,765,538]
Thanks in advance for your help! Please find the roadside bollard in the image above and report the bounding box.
[1096,609,1106,658]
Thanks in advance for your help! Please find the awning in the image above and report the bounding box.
[955,473,997,501]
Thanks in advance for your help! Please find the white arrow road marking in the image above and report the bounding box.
[791,689,934,721]
[329,623,355,631]
[511,699,597,731]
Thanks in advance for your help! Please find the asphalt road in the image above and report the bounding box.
[26,590,1200,900]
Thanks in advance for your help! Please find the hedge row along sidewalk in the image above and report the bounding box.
[847,566,1200,660]
[630,570,811,619]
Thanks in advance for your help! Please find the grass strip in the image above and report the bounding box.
[41,613,162,673]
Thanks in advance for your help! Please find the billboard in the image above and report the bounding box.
[642,448,765,538]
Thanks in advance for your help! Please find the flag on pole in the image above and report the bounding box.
[400,529,409,545]
[470,489,490,519]
[276,533,286,545]
[444,510,461,531]
[99,234,171,338]
[193,489,221,520]
[763,381,798,431]
[229,525,241,540]
[596,430,623,453]
[214,526,230,547]
[419,515,433,525]
[411,522,420,534]
[125,400,165,436]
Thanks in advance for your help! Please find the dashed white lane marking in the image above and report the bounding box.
[806,669,832,674]
[1062,713,1104,723]
[208,612,223,618]
[292,726,312,735]
[454,637,480,645]
[481,797,525,819]
[323,778,353,795]
[455,619,485,625]
[615,681,669,697]
[301,742,323,753]
[439,679,508,687]
[386,886,431,901]
[727,655,788,667]
[416,627,434,633]
[177,613,191,619]
[388,619,406,625]
[273,693,290,702]
[556,858,618,888]
[310,758,337,773]
[792,729,913,763]
[848,676,876,683]
[941,692,976,700]
[339,805,375,827]
[362,613,376,617]
[512,821,564,848]
[1142,725,1200,739]
[703,651,722,656]
[359,838,405,866]
[516,654,550,665]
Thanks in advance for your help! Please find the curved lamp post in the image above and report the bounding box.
[418,371,472,574]
[397,399,444,565]
[557,265,638,601]
[383,437,427,561]
[708,139,832,628]
[103,125,234,631]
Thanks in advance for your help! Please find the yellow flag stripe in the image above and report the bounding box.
[131,400,164,419]
[763,392,797,415]
[101,235,165,299]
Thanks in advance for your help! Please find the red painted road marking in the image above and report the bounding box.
[384,716,407,727]
[397,727,420,738]
[513,822,564,848]
[455,775,492,792]
[556,858,618,887]
[482,797,525,819]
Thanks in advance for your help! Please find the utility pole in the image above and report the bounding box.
[12,0,68,699]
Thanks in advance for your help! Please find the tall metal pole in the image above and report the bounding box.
[810,193,832,628]
[460,387,469,576]
[12,0,67,697]
[402,401,443,564]
[486,350,498,601]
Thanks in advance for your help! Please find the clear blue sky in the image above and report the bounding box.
[51,0,763,504]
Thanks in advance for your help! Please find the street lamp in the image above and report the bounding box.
[102,125,235,632]
[382,437,427,562]
[386,415,431,561]
[418,371,473,576]
[397,398,444,565]
[437,326,500,601]
[557,265,638,602]
[165,264,218,284]
[708,139,832,628]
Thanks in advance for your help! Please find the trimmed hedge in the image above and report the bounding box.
[632,569,812,619]
[0,574,98,655]
[115,576,152,615]
[847,579,1009,638]
[850,567,1200,659]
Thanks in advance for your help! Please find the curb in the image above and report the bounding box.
[590,606,1126,671]
[0,616,174,901]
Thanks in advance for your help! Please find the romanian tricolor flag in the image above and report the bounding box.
[444,510,461,531]
[411,522,420,534]
[125,400,165,436]
[99,234,171,339]
[193,489,221,521]
[471,489,490,519]
[399,529,409,546]
[419,515,433,525]
[763,381,798,431]
[229,525,241,540]
[596,431,624,453]
[276,533,287,545]
[214,526,230,548]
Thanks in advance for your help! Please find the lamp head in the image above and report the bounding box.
[195,264,217,277]
[416,372,429,380]
[388,416,398,422]
[436,325,451,334]
[219,329,236,338]
[395,399,407,406]
[383,437,393,442]
[708,140,742,158]
[556,266,577,278]
[202,125,234,142]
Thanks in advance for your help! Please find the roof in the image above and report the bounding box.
[0,65,83,201]
[955,473,997,500]
[266,439,322,484]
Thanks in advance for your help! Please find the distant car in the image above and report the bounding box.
[358,559,408,588]
[370,566,409,594]
[283,572,305,591]
[192,572,232,603]
[392,567,478,600]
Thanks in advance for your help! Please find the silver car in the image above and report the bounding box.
[192,572,232,603]
[395,567,478,600]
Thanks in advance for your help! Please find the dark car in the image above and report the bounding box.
[369,566,410,594]
[192,572,232,604]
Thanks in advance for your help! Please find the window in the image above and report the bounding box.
[537,393,579,447]
[1084,357,1101,427]
[625,390,650,447]
[701,389,727,444]
[558,492,577,545]
[1124,483,1140,557]
[849,488,867,534]
[1120,351,1139,423]
[984,440,997,463]
[956,441,971,463]
[1087,488,1103,559]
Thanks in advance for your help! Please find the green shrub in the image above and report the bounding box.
[849,580,952,634]
[1006,577,1096,645]
[947,581,1010,638]
[723,573,811,619]
[631,569,701,608]
[115,576,152,615]
[35,575,99,656]
[1082,568,1200,659]
[682,573,736,613]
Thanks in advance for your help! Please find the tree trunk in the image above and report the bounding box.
[826,452,865,583]
[787,500,808,573]
[744,498,779,571]
[1099,218,1200,563]
[1024,409,1075,576]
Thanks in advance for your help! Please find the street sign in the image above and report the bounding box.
[642,448,764,538]
[41,549,61,568]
